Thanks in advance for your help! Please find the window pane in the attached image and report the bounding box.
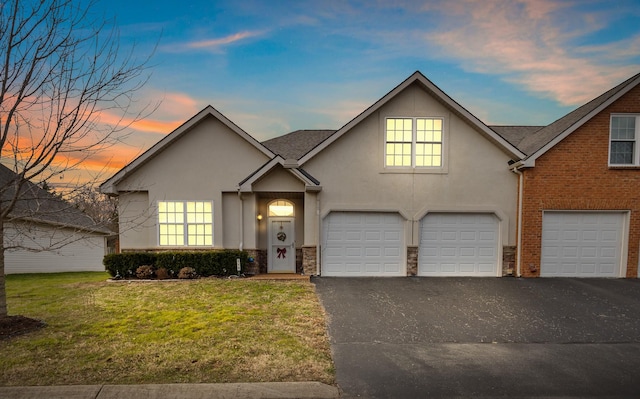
[612,116,636,140]
[610,141,634,164]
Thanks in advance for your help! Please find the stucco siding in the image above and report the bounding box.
[115,115,271,250]
[304,82,518,247]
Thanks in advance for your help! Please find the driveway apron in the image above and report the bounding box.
[313,277,640,398]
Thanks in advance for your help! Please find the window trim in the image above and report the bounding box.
[609,114,640,167]
[383,116,446,172]
[157,200,214,247]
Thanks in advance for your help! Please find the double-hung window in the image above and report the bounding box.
[158,201,213,246]
[385,117,443,168]
[610,115,640,166]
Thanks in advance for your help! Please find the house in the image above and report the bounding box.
[101,71,524,277]
[509,72,640,278]
[1,164,112,274]
[101,70,640,278]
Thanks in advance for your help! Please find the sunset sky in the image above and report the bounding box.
[76,0,640,184]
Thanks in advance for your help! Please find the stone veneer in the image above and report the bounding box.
[302,246,317,275]
[407,246,418,276]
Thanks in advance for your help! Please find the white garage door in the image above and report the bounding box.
[419,213,499,276]
[322,212,405,276]
[541,212,624,277]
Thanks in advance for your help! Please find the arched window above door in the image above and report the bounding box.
[268,200,294,217]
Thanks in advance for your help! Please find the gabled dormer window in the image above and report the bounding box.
[385,117,443,168]
[610,115,640,166]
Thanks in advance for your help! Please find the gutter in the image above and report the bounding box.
[511,166,524,277]
[237,190,244,251]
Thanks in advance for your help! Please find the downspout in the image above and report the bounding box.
[511,167,523,277]
[316,194,321,276]
[237,190,244,251]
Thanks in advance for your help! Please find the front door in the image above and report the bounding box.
[268,217,295,273]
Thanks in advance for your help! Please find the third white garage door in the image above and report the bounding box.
[541,211,625,277]
[419,213,499,276]
[322,212,405,276]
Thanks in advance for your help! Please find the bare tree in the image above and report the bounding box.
[0,0,153,317]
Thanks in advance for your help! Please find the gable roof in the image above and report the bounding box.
[262,130,336,160]
[101,105,275,194]
[298,71,526,164]
[238,156,321,193]
[517,71,640,166]
[0,164,112,234]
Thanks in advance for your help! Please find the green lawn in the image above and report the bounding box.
[0,272,334,386]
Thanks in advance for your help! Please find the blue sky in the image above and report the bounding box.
[84,0,640,171]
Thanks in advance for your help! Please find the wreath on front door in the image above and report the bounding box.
[277,231,287,242]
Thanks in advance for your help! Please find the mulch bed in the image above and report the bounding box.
[0,315,46,340]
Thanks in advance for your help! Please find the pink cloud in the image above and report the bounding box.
[422,0,639,106]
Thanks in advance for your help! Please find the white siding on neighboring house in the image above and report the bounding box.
[4,222,106,274]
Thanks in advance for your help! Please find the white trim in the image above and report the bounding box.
[383,116,447,172]
[156,200,214,248]
[608,114,640,167]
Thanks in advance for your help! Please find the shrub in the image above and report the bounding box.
[178,267,197,279]
[155,267,170,280]
[103,252,157,277]
[136,265,155,279]
[104,250,248,278]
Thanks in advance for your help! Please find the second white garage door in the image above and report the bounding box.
[541,212,625,277]
[322,212,405,276]
[419,213,499,276]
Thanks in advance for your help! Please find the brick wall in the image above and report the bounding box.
[520,85,640,277]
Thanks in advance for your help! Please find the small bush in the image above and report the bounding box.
[155,268,170,280]
[178,267,197,279]
[136,265,155,279]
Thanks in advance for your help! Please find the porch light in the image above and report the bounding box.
[257,213,263,221]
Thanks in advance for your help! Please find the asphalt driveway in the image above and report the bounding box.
[313,277,640,398]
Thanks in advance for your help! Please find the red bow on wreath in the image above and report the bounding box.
[277,248,287,259]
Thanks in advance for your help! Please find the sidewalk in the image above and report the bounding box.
[0,382,340,399]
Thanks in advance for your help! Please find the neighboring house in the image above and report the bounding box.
[101,70,640,278]
[1,165,112,274]
[509,72,640,278]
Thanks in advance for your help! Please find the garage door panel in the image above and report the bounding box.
[323,212,405,276]
[541,212,624,277]
[419,213,499,277]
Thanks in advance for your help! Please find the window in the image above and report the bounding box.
[385,117,443,168]
[268,200,294,217]
[158,201,213,246]
[610,115,639,165]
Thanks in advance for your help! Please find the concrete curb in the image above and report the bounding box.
[0,382,340,399]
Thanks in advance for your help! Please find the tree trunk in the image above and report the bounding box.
[0,218,6,317]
